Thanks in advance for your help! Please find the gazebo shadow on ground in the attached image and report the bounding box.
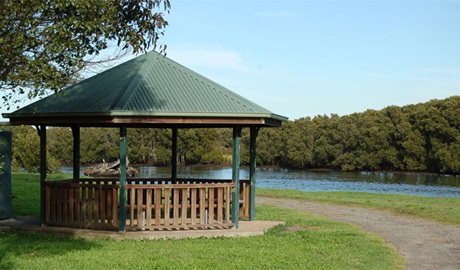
[0,218,284,240]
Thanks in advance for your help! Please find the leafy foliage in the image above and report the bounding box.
[260,96,460,173]
[5,96,460,174]
[7,126,60,173]
[0,0,170,109]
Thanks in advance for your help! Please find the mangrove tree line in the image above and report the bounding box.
[6,96,460,174]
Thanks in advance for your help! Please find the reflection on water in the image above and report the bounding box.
[62,166,460,198]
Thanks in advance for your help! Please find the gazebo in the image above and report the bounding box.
[3,51,287,232]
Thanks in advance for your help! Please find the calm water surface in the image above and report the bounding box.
[63,166,460,198]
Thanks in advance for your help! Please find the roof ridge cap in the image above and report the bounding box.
[113,51,154,109]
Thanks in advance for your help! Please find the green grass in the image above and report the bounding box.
[257,188,460,226]
[0,204,403,269]
[5,172,405,269]
[11,172,71,217]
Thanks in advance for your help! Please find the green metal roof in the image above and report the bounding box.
[4,51,287,126]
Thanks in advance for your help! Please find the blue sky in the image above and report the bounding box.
[4,0,459,121]
[158,0,460,120]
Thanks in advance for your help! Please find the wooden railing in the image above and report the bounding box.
[125,183,235,230]
[45,179,119,230]
[126,178,252,219]
[237,180,251,218]
[44,178,249,231]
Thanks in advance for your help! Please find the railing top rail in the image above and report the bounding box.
[45,177,249,187]
[45,182,120,188]
[125,183,236,189]
[80,178,248,182]
[45,180,236,189]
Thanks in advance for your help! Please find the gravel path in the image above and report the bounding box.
[257,197,460,270]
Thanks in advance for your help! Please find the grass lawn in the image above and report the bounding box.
[1,173,406,269]
[1,204,403,269]
[257,188,460,226]
[11,172,72,217]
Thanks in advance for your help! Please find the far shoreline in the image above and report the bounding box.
[127,163,458,177]
[59,162,459,177]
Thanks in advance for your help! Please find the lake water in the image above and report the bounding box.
[62,166,460,198]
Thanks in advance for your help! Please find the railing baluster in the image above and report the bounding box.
[100,187,106,224]
[112,187,118,227]
[173,188,179,226]
[217,187,223,224]
[199,188,206,225]
[164,188,171,226]
[81,187,87,224]
[145,188,152,228]
[208,188,214,224]
[136,188,143,228]
[191,188,197,225]
[181,188,187,225]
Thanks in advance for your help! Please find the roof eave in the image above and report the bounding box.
[4,113,285,127]
[4,110,287,119]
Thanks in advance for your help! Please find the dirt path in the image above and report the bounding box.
[257,197,460,270]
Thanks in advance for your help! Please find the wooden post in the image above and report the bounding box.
[231,126,242,228]
[0,131,12,219]
[71,125,80,181]
[171,127,178,183]
[38,125,47,225]
[249,126,259,221]
[119,126,127,232]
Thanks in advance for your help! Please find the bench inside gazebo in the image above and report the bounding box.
[3,51,287,232]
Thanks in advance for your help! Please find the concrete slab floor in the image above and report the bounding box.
[0,218,284,240]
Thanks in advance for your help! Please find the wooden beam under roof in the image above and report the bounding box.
[8,116,283,128]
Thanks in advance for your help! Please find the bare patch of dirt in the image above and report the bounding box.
[257,197,460,270]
